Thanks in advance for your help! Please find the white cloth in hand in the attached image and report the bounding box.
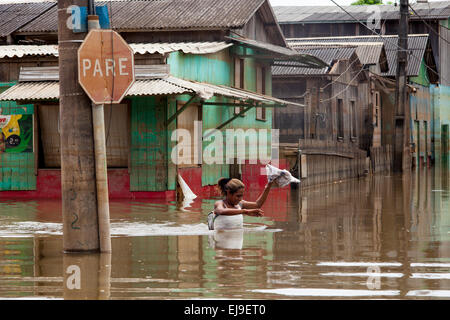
[265,164,300,188]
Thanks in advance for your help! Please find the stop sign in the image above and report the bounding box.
[78,29,135,104]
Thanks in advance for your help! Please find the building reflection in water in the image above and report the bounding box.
[0,166,449,299]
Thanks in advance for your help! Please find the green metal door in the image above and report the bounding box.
[130,96,168,191]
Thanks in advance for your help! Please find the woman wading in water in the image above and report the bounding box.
[212,178,274,230]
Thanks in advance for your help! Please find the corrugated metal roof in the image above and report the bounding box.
[286,34,429,77]
[17,0,267,34]
[126,78,190,96]
[272,46,357,76]
[0,79,188,101]
[164,76,302,105]
[0,76,301,106]
[290,42,385,66]
[0,2,56,37]
[0,44,58,58]
[226,36,328,68]
[131,42,233,55]
[0,81,59,101]
[0,42,232,58]
[274,2,450,23]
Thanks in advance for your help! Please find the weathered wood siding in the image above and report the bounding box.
[410,85,432,167]
[298,139,368,188]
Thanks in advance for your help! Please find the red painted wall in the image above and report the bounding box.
[0,160,289,201]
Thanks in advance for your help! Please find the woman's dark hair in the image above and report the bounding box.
[218,178,245,196]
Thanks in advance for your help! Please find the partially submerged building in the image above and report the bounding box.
[274,2,447,170]
[0,0,325,199]
[286,35,438,170]
[273,42,389,186]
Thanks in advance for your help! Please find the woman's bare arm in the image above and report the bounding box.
[214,201,263,217]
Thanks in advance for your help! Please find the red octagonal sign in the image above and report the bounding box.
[78,29,135,104]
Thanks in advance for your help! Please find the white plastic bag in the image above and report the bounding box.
[178,174,197,200]
[265,164,300,188]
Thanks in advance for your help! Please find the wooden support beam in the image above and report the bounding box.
[202,101,255,107]
[166,95,196,125]
[204,105,254,139]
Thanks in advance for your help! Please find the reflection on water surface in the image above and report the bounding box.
[0,167,449,299]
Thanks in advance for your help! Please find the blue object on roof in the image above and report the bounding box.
[95,5,111,29]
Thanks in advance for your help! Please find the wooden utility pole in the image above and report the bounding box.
[87,13,112,253]
[58,0,99,252]
[393,0,411,172]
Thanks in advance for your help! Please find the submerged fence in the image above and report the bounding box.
[298,139,368,188]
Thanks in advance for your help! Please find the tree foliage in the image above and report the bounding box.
[351,0,384,5]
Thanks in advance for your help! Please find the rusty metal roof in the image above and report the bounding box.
[0,42,232,58]
[17,0,267,34]
[0,2,56,37]
[274,2,450,24]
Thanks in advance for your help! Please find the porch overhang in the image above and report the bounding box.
[225,35,329,69]
[0,76,302,107]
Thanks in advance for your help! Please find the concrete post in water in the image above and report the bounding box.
[88,14,112,253]
[58,0,99,252]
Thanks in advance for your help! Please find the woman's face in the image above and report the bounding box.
[227,188,244,206]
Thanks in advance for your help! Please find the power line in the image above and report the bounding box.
[320,67,365,102]
[328,0,448,84]
[320,55,360,91]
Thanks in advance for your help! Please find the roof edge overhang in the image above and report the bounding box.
[226,35,329,69]
[0,76,304,107]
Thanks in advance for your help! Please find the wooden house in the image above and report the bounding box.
[0,0,325,199]
[273,2,449,166]
[272,44,373,187]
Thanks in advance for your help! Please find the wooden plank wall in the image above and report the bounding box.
[369,145,393,174]
[298,139,368,188]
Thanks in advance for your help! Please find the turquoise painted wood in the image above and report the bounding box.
[130,96,168,191]
[167,48,274,187]
[0,95,36,191]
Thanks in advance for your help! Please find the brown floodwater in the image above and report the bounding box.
[0,166,449,300]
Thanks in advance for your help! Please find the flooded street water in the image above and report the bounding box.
[0,166,449,300]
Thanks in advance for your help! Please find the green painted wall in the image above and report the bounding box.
[431,85,450,161]
[168,47,273,187]
[130,96,168,191]
[410,60,430,87]
[0,83,36,191]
